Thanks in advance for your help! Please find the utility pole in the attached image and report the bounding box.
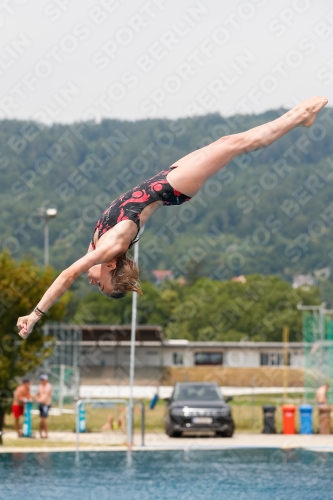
[127,228,143,449]
[37,207,57,266]
[283,325,289,402]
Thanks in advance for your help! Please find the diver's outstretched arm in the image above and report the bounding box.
[16,241,126,339]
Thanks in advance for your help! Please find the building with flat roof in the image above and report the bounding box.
[45,324,305,384]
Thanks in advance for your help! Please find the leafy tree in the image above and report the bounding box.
[0,252,69,396]
[164,275,321,342]
[71,289,133,325]
[67,274,321,343]
[184,259,205,285]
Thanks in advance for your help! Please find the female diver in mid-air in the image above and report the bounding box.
[17,96,328,338]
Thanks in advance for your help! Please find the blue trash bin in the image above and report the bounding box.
[78,403,86,433]
[299,404,313,434]
[23,401,33,437]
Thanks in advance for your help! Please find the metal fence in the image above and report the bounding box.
[302,307,333,404]
[42,323,82,407]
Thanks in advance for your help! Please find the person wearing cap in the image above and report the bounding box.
[12,378,32,437]
[34,374,52,438]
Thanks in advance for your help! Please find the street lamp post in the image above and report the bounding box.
[37,207,57,266]
[127,227,144,449]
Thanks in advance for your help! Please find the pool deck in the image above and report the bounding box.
[1,431,333,453]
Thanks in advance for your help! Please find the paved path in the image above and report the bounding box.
[1,432,333,453]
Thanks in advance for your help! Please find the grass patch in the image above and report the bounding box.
[2,395,331,440]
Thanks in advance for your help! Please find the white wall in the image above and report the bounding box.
[290,352,305,368]
[163,348,192,367]
[81,345,305,369]
[225,349,260,367]
[164,347,260,367]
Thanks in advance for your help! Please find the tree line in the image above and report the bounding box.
[0,252,321,389]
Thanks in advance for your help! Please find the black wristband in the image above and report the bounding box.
[34,307,45,317]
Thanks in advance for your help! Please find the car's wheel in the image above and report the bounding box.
[217,421,235,438]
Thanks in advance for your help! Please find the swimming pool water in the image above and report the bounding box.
[1,449,332,500]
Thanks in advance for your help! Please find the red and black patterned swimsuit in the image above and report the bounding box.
[91,167,191,249]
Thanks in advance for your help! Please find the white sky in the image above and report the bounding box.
[1,0,332,124]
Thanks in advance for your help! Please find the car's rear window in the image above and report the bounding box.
[173,384,222,401]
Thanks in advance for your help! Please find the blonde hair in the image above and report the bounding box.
[108,253,142,299]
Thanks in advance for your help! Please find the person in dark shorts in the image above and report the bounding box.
[16,97,328,338]
[34,374,52,438]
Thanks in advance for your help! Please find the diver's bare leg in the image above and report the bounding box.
[167,96,328,196]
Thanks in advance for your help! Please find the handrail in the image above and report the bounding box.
[134,400,145,447]
[75,399,145,460]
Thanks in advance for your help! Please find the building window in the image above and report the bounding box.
[260,353,290,366]
[173,353,183,365]
[194,352,223,366]
[146,351,158,356]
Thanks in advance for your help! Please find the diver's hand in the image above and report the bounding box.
[17,313,39,339]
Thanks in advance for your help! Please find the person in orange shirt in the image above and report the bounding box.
[12,378,32,437]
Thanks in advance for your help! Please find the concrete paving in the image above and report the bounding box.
[1,431,333,453]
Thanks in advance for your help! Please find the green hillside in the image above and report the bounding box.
[2,109,333,302]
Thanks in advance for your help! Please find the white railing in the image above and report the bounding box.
[75,399,145,460]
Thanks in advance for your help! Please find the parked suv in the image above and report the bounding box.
[165,382,235,438]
